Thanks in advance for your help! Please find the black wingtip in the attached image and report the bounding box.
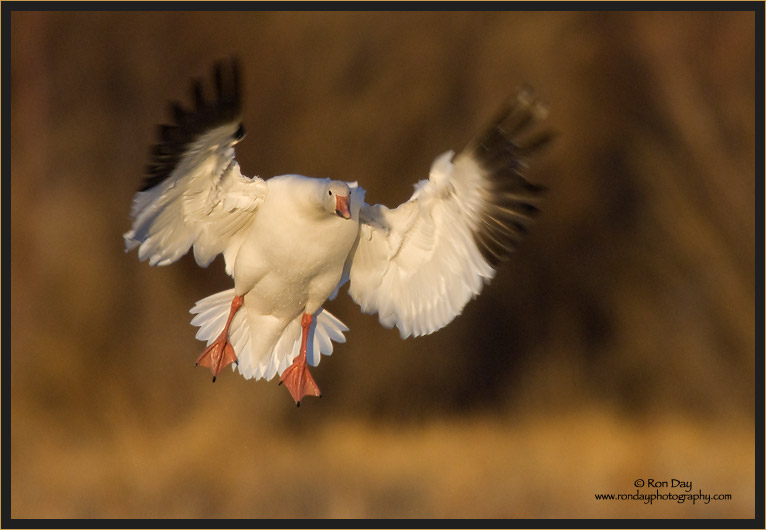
[192,78,205,109]
[213,61,225,101]
[233,123,246,144]
[138,56,245,192]
[469,87,553,164]
[464,87,553,268]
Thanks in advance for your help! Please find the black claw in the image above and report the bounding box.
[193,362,198,367]
[296,402,301,408]
[212,376,216,383]
[319,394,323,398]
[278,380,283,386]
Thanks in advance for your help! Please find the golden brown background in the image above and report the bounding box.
[10,10,756,519]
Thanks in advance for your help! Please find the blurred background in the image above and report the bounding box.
[10,9,756,519]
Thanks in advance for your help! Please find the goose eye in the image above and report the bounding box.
[328,190,333,196]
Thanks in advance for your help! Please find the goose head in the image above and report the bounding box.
[323,180,352,219]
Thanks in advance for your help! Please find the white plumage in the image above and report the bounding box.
[124,59,551,404]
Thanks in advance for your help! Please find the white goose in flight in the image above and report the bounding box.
[124,58,552,405]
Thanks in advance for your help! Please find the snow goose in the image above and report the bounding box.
[124,58,552,405]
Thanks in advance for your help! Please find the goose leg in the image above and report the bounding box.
[279,312,321,406]
[194,294,243,382]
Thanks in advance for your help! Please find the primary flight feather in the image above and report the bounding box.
[124,58,552,405]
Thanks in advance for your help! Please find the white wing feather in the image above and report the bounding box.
[347,88,550,338]
[123,59,265,273]
[348,152,495,338]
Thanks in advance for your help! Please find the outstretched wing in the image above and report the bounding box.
[123,58,266,272]
[347,87,552,339]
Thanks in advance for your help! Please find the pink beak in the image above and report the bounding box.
[335,194,351,219]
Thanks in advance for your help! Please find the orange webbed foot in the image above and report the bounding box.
[279,359,321,406]
[194,294,243,382]
[195,335,238,382]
